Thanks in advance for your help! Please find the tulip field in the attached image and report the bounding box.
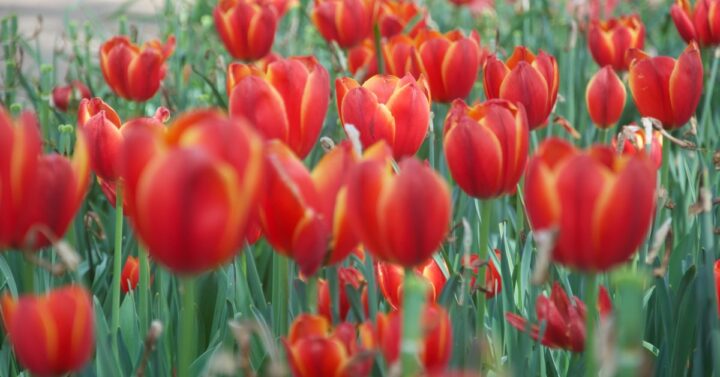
[2,0,720,375]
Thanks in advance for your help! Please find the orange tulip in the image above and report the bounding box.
[0,107,89,250]
[346,142,451,267]
[524,138,656,271]
[336,74,430,159]
[122,110,265,274]
[484,46,559,130]
[317,266,367,321]
[587,14,645,70]
[376,257,447,309]
[382,34,422,78]
[443,99,529,199]
[1,286,94,376]
[627,43,703,130]
[671,0,720,46]
[348,39,379,82]
[51,81,91,112]
[463,250,502,299]
[228,56,330,158]
[285,314,371,377]
[99,35,175,102]
[312,0,375,48]
[377,0,427,38]
[121,256,141,293]
[259,141,358,276]
[214,0,278,61]
[586,66,626,129]
[612,125,663,169]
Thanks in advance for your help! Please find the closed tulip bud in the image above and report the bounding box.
[376,257,447,309]
[348,39,379,82]
[228,56,330,158]
[443,99,529,198]
[377,0,427,38]
[627,43,703,129]
[121,256,145,293]
[124,110,265,274]
[99,35,175,102]
[671,0,720,46]
[525,138,656,271]
[415,29,486,103]
[586,66,626,129]
[1,286,94,376]
[51,81,91,112]
[346,142,451,267]
[318,267,367,321]
[259,141,359,276]
[587,14,645,70]
[382,34,422,79]
[463,250,502,299]
[506,282,612,352]
[714,260,720,316]
[336,74,430,159]
[214,0,278,61]
[612,125,663,169]
[0,107,90,250]
[312,0,375,48]
[484,46,559,130]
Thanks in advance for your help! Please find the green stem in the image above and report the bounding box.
[138,243,150,337]
[271,253,289,337]
[111,184,124,356]
[306,274,318,314]
[401,268,426,377]
[21,256,35,294]
[328,265,340,323]
[365,253,378,321]
[373,24,384,75]
[178,276,197,377]
[584,273,598,377]
[475,199,492,336]
[700,47,720,144]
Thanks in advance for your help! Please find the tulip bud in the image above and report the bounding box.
[121,256,140,293]
[99,35,175,102]
[317,267,367,321]
[382,34,422,79]
[377,0,427,38]
[1,286,94,376]
[670,0,720,47]
[587,14,645,70]
[612,125,663,169]
[585,66,626,129]
[214,0,278,61]
[51,81,91,112]
[484,46,559,130]
[376,257,447,309]
[627,43,703,130]
[348,39,379,82]
[714,260,720,316]
[443,99,529,198]
[312,0,376,48]
[463,250,502,299]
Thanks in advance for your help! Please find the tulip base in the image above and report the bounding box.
[401,268,427,377]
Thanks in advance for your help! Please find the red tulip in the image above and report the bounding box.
[586,66,626,128]
[260,0,296,17]
[376,256,447,309]
[312,0,375,48]
[714,259,720,316]
[1,285,94,376]
[259,141,359,276]
[121,256,149,293]
[228,56,330,158]
[377,0,427,38]
[0,107,89,250]
[336,74,430,159]
[346,142,451,267]
[382,34,422,78]
[484,46,559,130]
[51,81,91,112]
[463,250,502,299]
[627,43,703,129]
[348,39,379,82]
[214,0,278,61]
[99,35,175,102]
[506,282,612,352]
[443,99,529,198]
[671,0,720,46]
[123,110,265,274]
[612,125,663,169]
[524,138,656,271]
[318,267,367,321]
[587,14,645,70]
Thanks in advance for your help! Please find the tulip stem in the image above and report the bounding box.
[271,253,289,338]
[328,265,341,323]
[365,253,378,321]
[306,274,318,314]
[111,184,124,357]
[138,244,150,336]
[401,268,426,377]
[374,24,384,75]
[21,256,35,294]
[700,48,720,144]
[178,276,197,377]
[584,273,599,377]
[475,199,492,337]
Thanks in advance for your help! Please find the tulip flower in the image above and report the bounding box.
[415,29,486,103]
[214,0,278,61]
[568,0,619,22]
[347,142,451,267]
[365,304,452,372]
[99,35,175,102]
[336,74,431,159]
[261,0,296,17]
[377,0,427,38]
[671,0,720,46]
[443,99,529,198]
[285,314,371,377]
[228,56,330,158]
[524,138,656,271]
[0,107,89,250]
[348,40,379,82]
[259,141,358,276]
[122,110,265,274]
[714,260,720,315]
[463,250,502,299]
[484,46,559,130]
[587,14,645,70]
[586,66,626,128]
[311,0,375,48]
[318,267,367,321]
[51,81,91,112]
[382,34,422,78]
[612,125,663,169]
[506,282,612,352]
[1,285,94,376]
[376,257,447,309]
[627,43,703,130]
[121,256,141,293]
